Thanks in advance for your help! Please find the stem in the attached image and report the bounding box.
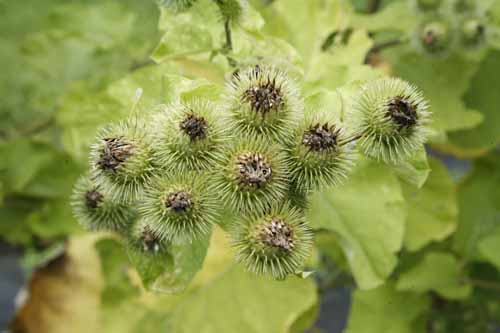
[467,278,500,292]
[366,0,381,13]
[364,38,407,64]
[18,117,55,136]
[212,0,232,51]
[224,19,233,51]
[339,134,363,146]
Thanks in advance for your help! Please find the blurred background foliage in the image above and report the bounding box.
[0,0,499,332]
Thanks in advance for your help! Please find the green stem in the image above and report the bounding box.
[18,117,55,137]
[224,19,233,51]
[364,37,408,64]
[467,278,500,292]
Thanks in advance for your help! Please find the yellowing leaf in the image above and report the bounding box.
[10,236,103,333]
[169,266,318,333]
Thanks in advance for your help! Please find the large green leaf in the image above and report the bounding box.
[307,158,407,289]
[168,266,317,333]
[396,252,471,300]
[447,50,500,156]
[453,154,500,260]
[402,157,457,251]
[347,283,429,333]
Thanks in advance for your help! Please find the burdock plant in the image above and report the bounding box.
[73,64,431,283]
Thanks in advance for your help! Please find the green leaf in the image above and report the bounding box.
[106,63,180,112]
[0,181,4,205]
[95,238,140,307]
[453,154,500,260]
[57,84,126,162]
[402,157,457,251]
[24,199,80,240]
[269,0,344,69]
[21,241,66,272]
[230,32,304,76]
[478,227,500,271]
[0,139,54,192]
[22,151,82,199]
[347,283,430,333]
[151,235,210,293]
[2,0,158,137]
[307,158,407,289]
[390,147,430,189]
[0,198,41,245]
[162,74,223,103]
[128,234,210,293]
[168,266,318,333]
[396,252,471,300]
[447,50,500,156]
[350,2,418,33]
[152,0,221,62]
[289,301,319,333]
[305,30,383,92]
[239,3,265,33]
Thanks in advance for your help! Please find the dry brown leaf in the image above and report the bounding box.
[10,235,103,333]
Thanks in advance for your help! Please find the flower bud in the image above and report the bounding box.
[211,136,290,214]
[138,174,218,243]
[230,203,313,280]
[353,78,431,163]
[416,18,454,55]
[461,17,486,47]
[285,111,356,192]
[152,100,228,173]
[71,175,136,233]
[224,65,302,143]
[89,119,156,203]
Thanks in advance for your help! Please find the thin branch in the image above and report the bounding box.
[467,278,500,292]
[17,117,55,137]
[224,19,233,51]
[364,38,407,64]
[338,134,362,146]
